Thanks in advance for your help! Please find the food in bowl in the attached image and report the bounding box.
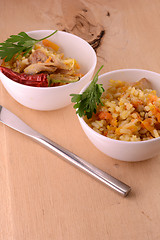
[84,78,160,141]
[0,30,82,87]
[73,69,160,161]
[0,30,97,110]
[72,66,160,141]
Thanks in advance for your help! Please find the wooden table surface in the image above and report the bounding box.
[1,0,160,239]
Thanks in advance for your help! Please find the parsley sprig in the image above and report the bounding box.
[70,65,104,119]
[0,30,58,62]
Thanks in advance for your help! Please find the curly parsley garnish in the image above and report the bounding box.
[0,30,58,62]
[70,65,104,119]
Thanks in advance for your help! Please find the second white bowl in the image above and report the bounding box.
[78,69,160,162]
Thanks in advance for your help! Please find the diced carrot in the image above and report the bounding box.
[105,93,111,99]
[110,126,116,131]
[156,112,160,123]
[98,111,113,121]
[150,105,160,116]
[75,62,80,69]
[121,87,128,93]
[42,39,59,51]
[150,105,157,115]
[110,118,118,127]
[104,131,108,136]
[141,119,154,132]
[148,94,158,103]
[45,56,52,63]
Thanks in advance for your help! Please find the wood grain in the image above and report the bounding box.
[0,0,160,239]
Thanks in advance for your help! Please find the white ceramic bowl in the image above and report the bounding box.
[78,69,160,162]
[0,30,97,110]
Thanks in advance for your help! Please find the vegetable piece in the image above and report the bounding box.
[148,94,158,103]
[156,113,160,123]
[0,66,80,87]
[49,74,80,86]
[0,30,58,62]
[0,66,48,87]
[75,62,80,69]
[141,118,154,132]
[42,39,59,51]
[70,65,104,119]
[45,56,52,63]
[98,111,112,120]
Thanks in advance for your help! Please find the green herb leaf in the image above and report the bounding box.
[0,30,58,62]
[70,65,104,119]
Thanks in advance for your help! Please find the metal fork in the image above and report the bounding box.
[0,105,131,196]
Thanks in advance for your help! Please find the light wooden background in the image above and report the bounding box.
[0,0,160,239]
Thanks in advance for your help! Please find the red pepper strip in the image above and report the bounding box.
[0,66,48,87]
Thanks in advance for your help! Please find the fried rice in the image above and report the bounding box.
[84,78,160,141]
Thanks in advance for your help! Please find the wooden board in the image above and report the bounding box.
[0,0,160,239]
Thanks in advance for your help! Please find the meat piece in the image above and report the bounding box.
[28,50,70,70]
[132,78,152,90]
[29,50,48,64]
[24,63,57,74]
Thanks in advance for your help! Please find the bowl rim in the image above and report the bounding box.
[78,68,160,145]
[0,29,97,90]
